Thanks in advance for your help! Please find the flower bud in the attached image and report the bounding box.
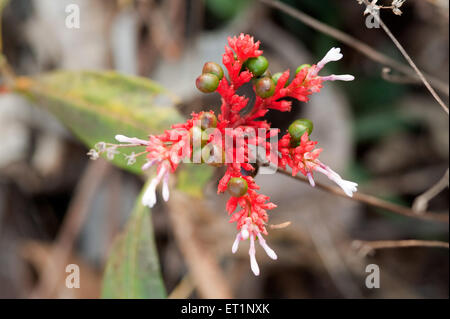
[295,64,311,75]
[202,62,224,80]
[288,118,314,146]
[196,73,219,93]
[255,77,275,98]
[245,56,269,77]
[227,177,248,197]
[199,112,218,129]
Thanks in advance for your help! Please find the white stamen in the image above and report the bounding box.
[249,235,260,276]
[317,47,343,71]
[307,172,315,187]
[315,165,358,197]
[257,234,277,260]
[106,147,119,160]
[162,175,170,202]
[335,179,358,197]
[141,166,168,208]
[321,74,355,82]
[115,134,149,145]
[241,227,249,240]
[125,152,137,165]
[232,233,241,254]
[87,149,99,160]
[142,159,157,171]
[142,180,157,208]
[95,142,106,152]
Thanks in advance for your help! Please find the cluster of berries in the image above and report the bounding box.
[89,34,357,276]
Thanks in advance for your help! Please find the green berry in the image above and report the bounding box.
[202,62,224,80]
[227,177,248,197]
[288,118,314,146]
[272,72,289,87]
[199,112,218,130]
[196,73,219,93]
[255,77,275,98]
[261,69,272,78]
[295,64,311,75]
[245,56,269,77]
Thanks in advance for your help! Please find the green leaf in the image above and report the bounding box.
[205,0,251,21]
[14,70,213,193]
[177,164,214,199]
[14,71,183,175]
[101,180,166,299]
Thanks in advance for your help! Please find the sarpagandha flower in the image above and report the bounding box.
[89,33,358,276]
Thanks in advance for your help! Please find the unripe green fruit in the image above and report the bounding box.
[245,56,269,77]
[295,64,311,75]
[199,112,218,130]
[196,73,219,93]
[272,72,289,87]
[255,77,275,98]
[202,62,224,80]
[251,69,272,85]
[227,177,248,197]
[288,118,314,146]
[261,69,272,78]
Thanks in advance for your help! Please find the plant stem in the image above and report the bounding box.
[263,162,448,223]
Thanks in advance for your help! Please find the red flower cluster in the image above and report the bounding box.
[89,33,357,276]
[279,132,322,178]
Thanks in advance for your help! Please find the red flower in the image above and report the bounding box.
[278,131,357,196]
[90,35,356,276]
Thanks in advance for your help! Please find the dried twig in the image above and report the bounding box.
[302,208,363,298]
[352,239,449,257]
[413,169,449,213]
[258,0,449,97]
[264,162,449,223]
[167,190,233,298]
[270,221,292,229]
[30,160,111,298]
[362,0,449,114]
[381,67,420,84]
[168,273,195,299]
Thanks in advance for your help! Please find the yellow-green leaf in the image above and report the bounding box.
[14,71,183,174]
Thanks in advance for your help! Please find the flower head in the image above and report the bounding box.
[90,34,356,276]
[279,130,358,197]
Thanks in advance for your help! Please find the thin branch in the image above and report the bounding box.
[168,273,195,299]
[258,0,449,97]
[381,67,419,84]
[352,239,449,257]
[363,0,449,114]
[413,169,449,213]
[270,221,292,229]
[264,162,449,223]
[167,190,233,298]
[30,160,111,298]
